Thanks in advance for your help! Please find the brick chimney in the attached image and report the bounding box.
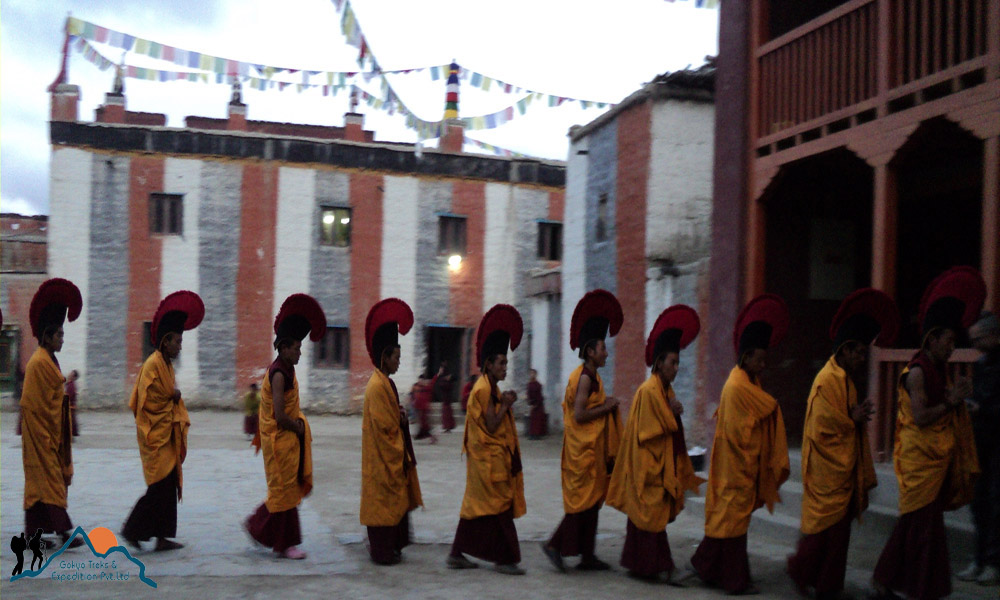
[227,79,247,131]
[49,84,80,122]
[440,119,465,153]
[344,113,365,142]
[95,65,126,123]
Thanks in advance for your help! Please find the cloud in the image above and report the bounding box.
[1,195,46,216]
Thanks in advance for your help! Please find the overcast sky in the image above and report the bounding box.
[0,0,718,216]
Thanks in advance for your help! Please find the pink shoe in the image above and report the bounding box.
[278,546,307,560]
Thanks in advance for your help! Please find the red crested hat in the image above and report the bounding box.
[918,266,986,336]
[570,289,624,355]
[365,298,414,367]
[733,294,789,356]
[829,288,899,350]
[274,294,326,344]
[151,290,205,347]
[476,304,523,367]
[646,305,700,366]
[29,278,82,340]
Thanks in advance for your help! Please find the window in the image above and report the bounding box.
[315,327,349,369]
[320,207,352,247]
[537,221,562,261]
[596,193,609,242]
[438,215,467,256]
[150,193,183,235]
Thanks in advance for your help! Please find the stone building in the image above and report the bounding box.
[527,65,715,433]
[45,80,565,411]
[0,213,49,393]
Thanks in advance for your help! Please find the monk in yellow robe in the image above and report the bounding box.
[245,294,323,560]
[448,304,526,575]
[788,288,895,599]
[873,267,984,600]
[543,289,623,572]
[361,298,422,565]
[122,291,201,551]
[691,295,790,595]
[608,304,704,582]
[21,278,83,548]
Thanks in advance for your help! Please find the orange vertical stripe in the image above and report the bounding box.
[348,172,384,409]
[235,163,279,391]
[450,180,485,333]
[548,189,565,222]
[126,157,165,385]
[614,103,652,398]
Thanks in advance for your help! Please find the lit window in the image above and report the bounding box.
[320,207,352,247]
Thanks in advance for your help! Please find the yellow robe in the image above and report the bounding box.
[459,374,526,519]
[258,365,313,513]
[894,365,979,515]
[361,369,423,526]
[21,347,73,510]
[128,350,190,497]
[561,365,622,513]
[703,366,790,538]
[607,374,703,532]
[800,357,877,534]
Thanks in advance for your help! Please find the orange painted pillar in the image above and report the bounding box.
[744,195,766,300]
[871,162,898,298]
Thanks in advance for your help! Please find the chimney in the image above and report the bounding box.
[344,112,365,142]
[439,60,464,153]
[49,84,80,122]
[227,79,247,131]
[95,65,126,123]
[440,119,465,153]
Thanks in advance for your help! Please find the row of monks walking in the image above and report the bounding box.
[15,265,993,600]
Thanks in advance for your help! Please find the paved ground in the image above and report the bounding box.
[1,410,995,599]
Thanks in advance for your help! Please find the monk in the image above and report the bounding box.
[526,369,548,439]
[873,267,984,600]
[361,298,422,565]
[608,305,704,583]
[245,294,324,560]
[122,291,204,551]
[448,304,526,575]
[21,278,83,548]
[691,294,790,595]
[543,289,623,572]
[788,289,897,599]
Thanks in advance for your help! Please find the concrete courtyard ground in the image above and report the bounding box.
[1,410,995,599]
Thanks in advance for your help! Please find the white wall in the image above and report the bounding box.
[161,158,202,397]
[558,137,589,429]
[275,167,316,404]
[380,175,420,389]
[47,147,92,386]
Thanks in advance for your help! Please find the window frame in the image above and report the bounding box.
[536,220,563,261]
[149,193,184,235]
[319,206,352,247]
[437,214,468,256]
[314,326,350,369]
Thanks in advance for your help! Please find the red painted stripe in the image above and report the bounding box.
[548,189,565,222]
[348,172,384,409]
[614,102,652,398]
[126,156,165,384]
[450,180,485,330]
[235,163,279,392]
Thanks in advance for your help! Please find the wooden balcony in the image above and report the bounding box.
[867,348,979,461]
[755,0,995,151]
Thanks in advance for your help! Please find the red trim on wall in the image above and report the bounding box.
[548,189,565,222]
[235,163,279,391]
[450,180,486,376]
[126,156,165,384]
[614,102,652,399]
[348,172,384,409]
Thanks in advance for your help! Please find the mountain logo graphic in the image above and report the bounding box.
[9,526,157,588]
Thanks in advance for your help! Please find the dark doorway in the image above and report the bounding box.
[425,326,465,403]
[893,118,983,347]
[763,149,874,444]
